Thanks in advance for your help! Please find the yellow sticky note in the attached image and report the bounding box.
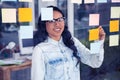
[89,28,99,41]
[109,35,119,47]
[110,20,119,32]
[18,8,32,22]
[89,14,100,26]
[2,8,16,23]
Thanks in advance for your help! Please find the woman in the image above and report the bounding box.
[31,5,105,80]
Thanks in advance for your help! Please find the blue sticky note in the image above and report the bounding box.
[19,26,33,39]
[97,0,107,3]
[41,8,53,21]
[90,42,101,54]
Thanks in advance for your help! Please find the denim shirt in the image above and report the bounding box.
[31,37,104,80]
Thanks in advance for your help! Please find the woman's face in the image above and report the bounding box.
[46,11,65,41]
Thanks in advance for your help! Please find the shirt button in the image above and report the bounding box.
[68,77,71,80]
[67,67,69,69]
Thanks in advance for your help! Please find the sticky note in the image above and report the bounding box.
[111,7,120,18]
[19,0,32,2]
[19,26,33,39]
[42,0,54,1]
[109,35,119,47]
[71,0,82,4]
[89,14,100,26]
[1,0,17,1]
[84,0,95,4]
[112,0,120,3]
[41,8,53,21]
[97,0,107,3]
[18,8,32,22]
[89,28,99,41]
[2,8,16,23]
[90,42,101,54]
[110,20,119,32]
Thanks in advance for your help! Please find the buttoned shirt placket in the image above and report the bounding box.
[58,42,71,80]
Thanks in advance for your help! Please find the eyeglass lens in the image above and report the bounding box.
[47,17,65,23]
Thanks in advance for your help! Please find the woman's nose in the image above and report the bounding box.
[54,21,60,26]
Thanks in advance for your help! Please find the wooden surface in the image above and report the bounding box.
[0,60,31,80]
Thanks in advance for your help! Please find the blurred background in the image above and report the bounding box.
[0,0,120,80]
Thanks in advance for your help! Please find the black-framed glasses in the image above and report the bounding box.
[47,17,65,23]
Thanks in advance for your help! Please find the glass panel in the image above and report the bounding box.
[57,0,67,21]
[0,1,38,57]
[34,0,39,27]
[74,1,120,80]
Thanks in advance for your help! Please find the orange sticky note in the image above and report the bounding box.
[110,20,119,32]
[18,8,32,22]
[89,28,99,41]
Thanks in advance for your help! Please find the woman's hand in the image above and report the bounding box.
[98,26,106,40]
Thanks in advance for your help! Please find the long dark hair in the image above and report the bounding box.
[34,5,80,65]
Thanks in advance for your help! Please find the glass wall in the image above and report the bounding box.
[57,0,67,19]
[0,1,36,58]
[74,1,120,80]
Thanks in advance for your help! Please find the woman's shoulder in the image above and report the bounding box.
[72,37,80,42]
[35,41,49,48]
[72,37,83,46]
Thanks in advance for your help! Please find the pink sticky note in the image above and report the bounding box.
[89,14,100,26]
[2,8,17,23]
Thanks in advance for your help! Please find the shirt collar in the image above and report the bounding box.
[47,37,64,46]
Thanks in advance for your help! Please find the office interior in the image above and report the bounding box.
[0,0,120,80]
